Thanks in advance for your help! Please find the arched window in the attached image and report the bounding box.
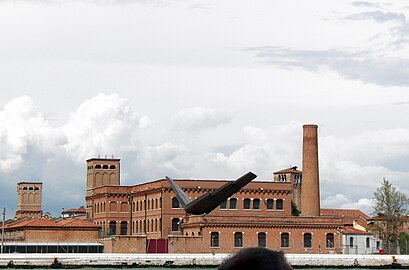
[211,232,219,248]
[95,165,102,169]
[243,199,251,209]
[151,219,154,232]
[304,233,312,248]
[234,232,243,247]
[171,218,180,232]
[326,233,334,248]
[102,165,109,169]
[267,199,274,210]
[155,198,158,209]
[366,237,370,248]
[110,165,116,169]
[172,197,180,209]
[253,199,260,209]
[147,220,150,232]
[230,198,237,209]
[276,199,283,210]
[34,187,39,190]
[281,232,289,248]
[258,232,266,248]
[349,237,354,247]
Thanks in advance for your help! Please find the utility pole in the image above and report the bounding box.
[1,208,5,254]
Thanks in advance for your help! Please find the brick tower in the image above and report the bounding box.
[300,124,320,216]
[15,182,43,219]
[86,157,120,197]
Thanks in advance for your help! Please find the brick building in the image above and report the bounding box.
[85,124,376,254]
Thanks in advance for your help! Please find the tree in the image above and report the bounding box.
[291,201,300,216]
[371,178,409,254]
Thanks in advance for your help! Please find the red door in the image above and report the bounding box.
[147,239,168,253]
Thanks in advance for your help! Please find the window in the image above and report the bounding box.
[230,198,237,209]
[258,232,266,248]
[276,199,283,210]
[304,233,312,248]
[253,199,260,210]
[279,174,286,182]
[95,165,102,169]
[109,221,116,235]
[211,232,219,248]
[220,200,227,209]
[110,165,116,169]
[326,233,334,248]
[243,199,251,209]
[102,165,109,169]
[281,233,289,248]
[234,232,243,247]
[349,237,354,247]
[120,221,127,235]
[172,197,180,209]
[171,218,180,232]
[366,237,370,248]
[294,174,301,184]
[267,199,274,210]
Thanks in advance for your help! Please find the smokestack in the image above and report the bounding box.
[301,124,320,216]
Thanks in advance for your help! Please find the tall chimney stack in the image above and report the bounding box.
[301,124,320,216]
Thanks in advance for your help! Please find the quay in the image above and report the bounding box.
[0,253,408,268]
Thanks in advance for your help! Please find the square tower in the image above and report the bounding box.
[15,182,43,219]
[86,157,120,196]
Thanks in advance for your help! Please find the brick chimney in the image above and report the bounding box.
[301,124,320,216]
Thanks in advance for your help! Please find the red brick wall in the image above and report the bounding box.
[100,235,147,253]
[23,228,99,242]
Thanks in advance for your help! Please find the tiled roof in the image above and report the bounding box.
[62,206,86,213]
[273,167,302,174]
[2,217,99,230]
[343,226,373,235]
[320,208,369,219]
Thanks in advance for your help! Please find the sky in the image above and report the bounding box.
[1,0,409,218]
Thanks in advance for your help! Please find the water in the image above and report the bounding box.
[1,267,391,270]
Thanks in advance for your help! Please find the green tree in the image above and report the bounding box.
[371,178,409,254]
[291,201,300,216]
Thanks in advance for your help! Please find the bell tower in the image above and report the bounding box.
[86,157,120,196]
[15,182,43,219]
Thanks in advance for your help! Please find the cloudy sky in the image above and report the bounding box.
[1,0,409,218]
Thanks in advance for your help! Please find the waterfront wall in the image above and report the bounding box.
[0,253,407,267]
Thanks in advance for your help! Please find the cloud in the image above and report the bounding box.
[0,96,63,172]
[351,1,381,8]
[322,193,373,214]
[61,93,148,162]
[344,11,406,23]
[171,107,230,135]
[249,46,409,86]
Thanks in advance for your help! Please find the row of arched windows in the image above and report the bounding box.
[87,164,117,170]
[210,232,335,249]
[171,197,285,211]
[21,186,40,191]
[132,198,162,212]
[104,219,163,235]
[219,198,284,210]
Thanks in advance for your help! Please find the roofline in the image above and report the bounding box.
[86,158,121,162]
[17,182,43,185]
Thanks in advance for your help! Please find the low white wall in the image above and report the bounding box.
[0,253,406,267]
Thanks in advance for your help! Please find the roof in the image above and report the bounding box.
[343,226,373,235]
[2,217,99,230]
[320,209,370,219]
[273,167,302,174]
[62,206,86,214]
